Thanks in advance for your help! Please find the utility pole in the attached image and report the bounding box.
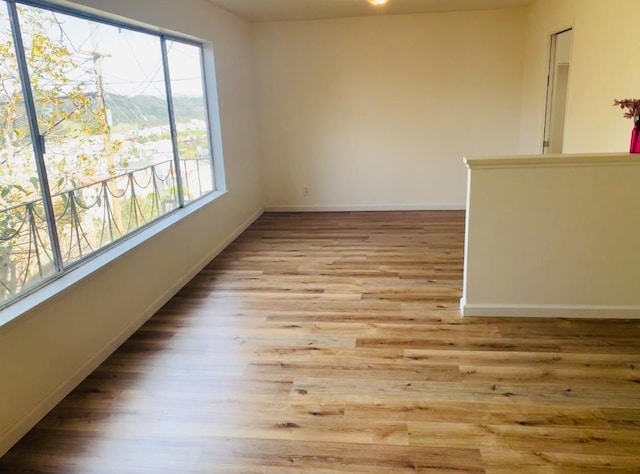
[91,51,114,173]
[90,50,123,234]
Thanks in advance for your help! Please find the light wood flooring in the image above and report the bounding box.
[1,211,640,473]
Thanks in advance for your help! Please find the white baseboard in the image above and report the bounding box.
[0,208,264,457]
[264,204,466,212]
[460,299,640,319]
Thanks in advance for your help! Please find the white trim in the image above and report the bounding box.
[464,152,638,170]
[461,172,472,308]
[0,207,263,457]
[460,300,640,319]
[264,204,466,212]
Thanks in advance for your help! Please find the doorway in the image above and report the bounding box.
[543,28,572,154]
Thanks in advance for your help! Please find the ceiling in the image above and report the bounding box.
[206,0,534,22]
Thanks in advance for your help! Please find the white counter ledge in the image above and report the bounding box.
[461,152,640,319]
[465,152,640,168]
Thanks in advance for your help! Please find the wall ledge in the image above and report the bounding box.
[464,152,640,170]
[0,190,229,333]
[460,299,640,319]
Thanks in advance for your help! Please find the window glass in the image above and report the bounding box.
[18,4,179,265]
[0,1,219,309]
[0,2,56,304]
[166,40,214,202]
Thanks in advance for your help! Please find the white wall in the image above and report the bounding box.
[520,0,640,154]
[255,9,526,211]
[462,153,640,318]
[0,0,263,456]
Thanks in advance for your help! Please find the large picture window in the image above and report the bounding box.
[0,0,218,306]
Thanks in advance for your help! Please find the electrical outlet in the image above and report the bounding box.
[303,186,310,196]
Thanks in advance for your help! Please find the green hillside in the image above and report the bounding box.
[106,93,206,130]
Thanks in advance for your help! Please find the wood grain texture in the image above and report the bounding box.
[1,211,639,473]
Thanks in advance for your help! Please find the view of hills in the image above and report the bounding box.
[0,92,206,138]
[106,93,206,130]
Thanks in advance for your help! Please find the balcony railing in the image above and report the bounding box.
[0,158,212,304]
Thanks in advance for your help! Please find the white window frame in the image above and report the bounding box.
[0,0,226,320]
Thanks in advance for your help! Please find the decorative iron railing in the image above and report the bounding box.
[0,158,212,304]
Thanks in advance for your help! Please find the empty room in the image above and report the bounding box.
[1,0,639,472]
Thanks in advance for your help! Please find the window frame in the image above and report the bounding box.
[0,0,225,313]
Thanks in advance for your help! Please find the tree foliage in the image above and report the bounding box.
[0,6,110,212]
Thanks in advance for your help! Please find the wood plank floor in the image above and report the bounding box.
[1,211,640,473]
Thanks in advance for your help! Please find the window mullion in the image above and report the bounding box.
[160,35,185,208]
[7,0,64,272]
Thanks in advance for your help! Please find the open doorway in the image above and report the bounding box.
[543,28,572,154]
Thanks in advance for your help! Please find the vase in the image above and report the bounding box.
[631,125,640,153]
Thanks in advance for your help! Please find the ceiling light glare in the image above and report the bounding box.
[368,0,389,6]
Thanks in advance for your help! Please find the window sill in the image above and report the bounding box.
[0,189,227,334]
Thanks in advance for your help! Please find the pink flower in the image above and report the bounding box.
[613,98,640,124]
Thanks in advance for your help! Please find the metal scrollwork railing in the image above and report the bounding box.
[0,158,212,304]
[0,200,53,300]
